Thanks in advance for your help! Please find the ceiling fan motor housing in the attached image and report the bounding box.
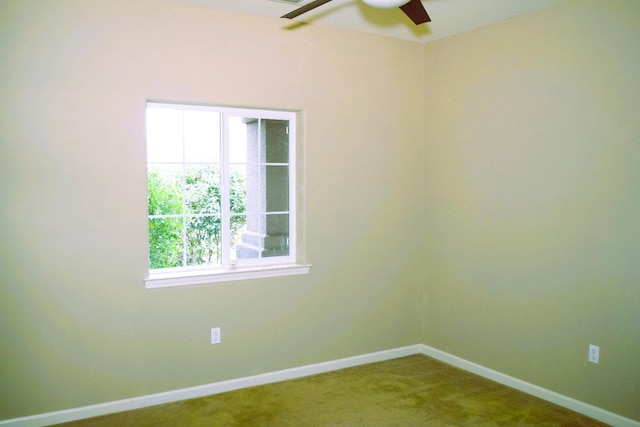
[362,0,409,9]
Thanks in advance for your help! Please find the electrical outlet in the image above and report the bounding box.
[211,327,221,344]
[588,344,599,364]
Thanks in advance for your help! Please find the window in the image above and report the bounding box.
[144,102,309,288]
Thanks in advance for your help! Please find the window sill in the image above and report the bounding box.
[145,263,311,289]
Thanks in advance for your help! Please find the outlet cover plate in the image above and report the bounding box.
[588,344,599,364]
[211,327,221,344]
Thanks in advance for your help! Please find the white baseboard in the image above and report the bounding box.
[0,345,422,427]
[418,344,640,427]
[2,344,638,427]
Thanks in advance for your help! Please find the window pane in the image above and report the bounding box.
[186,214,221,266]
[266,213,289,254]
[230,165,247,214]
[184,165,221,214]
[234,214,289,259]
[234,213,260,260]
[265,119,289,164]
[146,107,184,163]
[229,213,247,260]
[149,217,184,269]
[184,110,220,163]
[148,165,183,216]
[245,162,263,214]
[229,116,249,164]
[266,165,289,212]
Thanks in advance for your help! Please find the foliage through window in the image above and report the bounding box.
[146,103,297,278]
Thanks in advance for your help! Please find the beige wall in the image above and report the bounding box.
[2,0,639,422]
[421,0,640,420]
[0,0,424,419]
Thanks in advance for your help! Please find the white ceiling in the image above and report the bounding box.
[174,0,567,44]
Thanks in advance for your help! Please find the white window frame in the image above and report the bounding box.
[144,102,310,288]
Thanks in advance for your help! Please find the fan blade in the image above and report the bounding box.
[281,0,334,19]
[399,0,431,24]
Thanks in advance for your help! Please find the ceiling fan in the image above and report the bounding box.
[281,0,431,25]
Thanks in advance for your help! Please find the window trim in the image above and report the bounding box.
[145,101,309,288]
[145,263,311,288]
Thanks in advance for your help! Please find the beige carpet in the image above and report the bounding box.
[59,354,608,426]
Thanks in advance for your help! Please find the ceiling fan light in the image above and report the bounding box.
[361,0,408,9]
